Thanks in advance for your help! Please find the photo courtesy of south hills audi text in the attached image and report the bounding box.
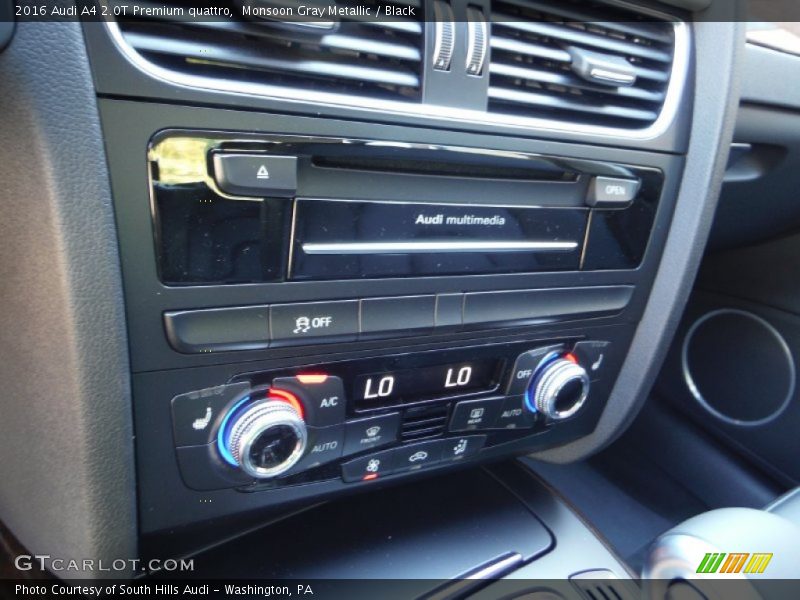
[12,584,314,597]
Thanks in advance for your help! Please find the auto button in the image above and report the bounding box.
[494,396,536,430]
[285,426,344,475]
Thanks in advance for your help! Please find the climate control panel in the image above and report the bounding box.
[170,339,612,491]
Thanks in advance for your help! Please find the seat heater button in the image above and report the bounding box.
[440,435,486,462]
[572,340,612,381]
[171,382,250,447]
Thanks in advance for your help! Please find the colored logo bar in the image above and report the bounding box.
[696,553,773,574]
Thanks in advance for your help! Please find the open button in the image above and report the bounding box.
[586,176,641,207]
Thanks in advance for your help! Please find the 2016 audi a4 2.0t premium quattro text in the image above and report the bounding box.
[2,0,800,598]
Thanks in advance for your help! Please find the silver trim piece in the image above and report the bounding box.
[302,240,579,255]
[423,553,523,600]
[465,6,488,76]
[432,0,455,71]
[589,67,636,86]
[534,358,590,421]
[579,210,594,270]
[681,309,796,428]
[227,400,308,478]
[568,45,638,87]
[100,6,690,142]
[466,553,523,579]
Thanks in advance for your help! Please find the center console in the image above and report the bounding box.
[78,0,713,561]
[109,115,683,534]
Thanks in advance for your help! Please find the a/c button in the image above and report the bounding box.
[271,301,359,346]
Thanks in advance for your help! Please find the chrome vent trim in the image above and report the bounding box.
[101,0,690,141]
[466,5,489,76]
[489,0,678,128]
[112,0,424,101]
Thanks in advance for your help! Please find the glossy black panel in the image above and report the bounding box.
[153,182,289,284]
[291,199,588,279]
[583,170,664,270]
[146,133,665,290]
[174,469,552,584]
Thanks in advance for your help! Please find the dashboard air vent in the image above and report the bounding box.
[114,0,424,102]
[401,404,449,441]
[489,0,677,128]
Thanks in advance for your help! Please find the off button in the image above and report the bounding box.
[270,301,359,346]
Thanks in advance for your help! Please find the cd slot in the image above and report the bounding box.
[311,155,578,182]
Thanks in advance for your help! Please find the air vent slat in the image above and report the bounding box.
[115,0,423,101]
[489,86,659,122]
[125,30,421,88]
[491,36,572,63]
[492,18,672,63]
[489,0,676,129]
[402,416,448,429]
[628,64,670,84]
[342,17,422,35]
[123,19,422,62]
[490,62,665,103]
[490,34,669,84]
[318,33,422,61]
[401,404,449,441]
[496,0,674,44]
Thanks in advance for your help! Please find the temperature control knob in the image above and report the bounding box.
[528,357,590,421]
[224,396,307,479]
